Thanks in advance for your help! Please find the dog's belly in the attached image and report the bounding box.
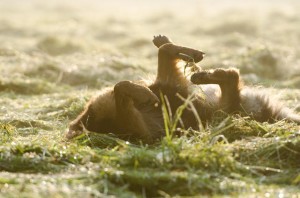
[198,84,221,107]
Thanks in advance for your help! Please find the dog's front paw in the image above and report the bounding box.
[153,35,173,48]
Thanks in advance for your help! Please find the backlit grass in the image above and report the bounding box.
[1,0,300,197]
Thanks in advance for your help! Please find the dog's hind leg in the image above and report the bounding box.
[191,68,300,124]
[191,68,243,113]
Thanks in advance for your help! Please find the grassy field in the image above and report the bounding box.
[1,0,300,197]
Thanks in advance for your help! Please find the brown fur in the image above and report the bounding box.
[67,35,300,143]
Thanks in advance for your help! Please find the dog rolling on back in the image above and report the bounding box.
[67,35,300,143]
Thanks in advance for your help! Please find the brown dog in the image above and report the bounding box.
[67,35,300,143]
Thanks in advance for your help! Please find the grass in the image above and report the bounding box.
[1,0,300,197]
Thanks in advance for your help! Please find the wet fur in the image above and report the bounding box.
[68,35,300,143]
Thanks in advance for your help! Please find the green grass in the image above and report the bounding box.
[1,0,300,197]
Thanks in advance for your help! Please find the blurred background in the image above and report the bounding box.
[1,0,300,91]
[1,2,300,197]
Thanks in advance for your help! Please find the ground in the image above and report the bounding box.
[0,0,300,197]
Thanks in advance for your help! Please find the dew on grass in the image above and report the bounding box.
[1,0,300,197]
